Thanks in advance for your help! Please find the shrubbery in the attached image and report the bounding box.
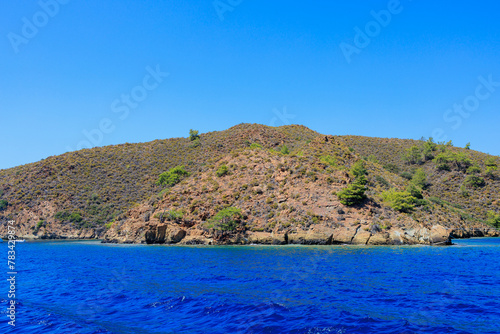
[54,211,83,223]
[337,179,366,206]
[338,160,368,206]
[382,189,416,213]
[205,207,242,231]
[280,145,290,155]
[320,155,337,167]
[350,160,367,179]
[189,129,200,141]
[249,143,262,149]
[433,151,472,172]
[411,168,427,189]
[157,166,189,187]
[0,199,8,211]
[465,175,486,188]
[216,165,229,177]
[487,211,500,228]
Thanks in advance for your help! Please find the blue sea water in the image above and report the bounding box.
[1,238,500,334]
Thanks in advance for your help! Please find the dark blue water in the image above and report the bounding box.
[1,238,500,333]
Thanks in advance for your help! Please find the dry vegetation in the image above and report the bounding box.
[0,124,498,235]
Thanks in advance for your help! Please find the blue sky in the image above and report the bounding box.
[1,0,499,169]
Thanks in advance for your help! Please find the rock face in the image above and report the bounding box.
[144,225,186,244]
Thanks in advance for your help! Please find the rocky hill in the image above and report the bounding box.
[0,124,499,245]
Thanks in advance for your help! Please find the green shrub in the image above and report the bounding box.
[485,157,498,169]
[34,220,45,233]
[105,221,113,229]
[337,180,366,206]
[216,165,229,177]
[205,207,242,231]
[320,155,337,167]
[189,138,201,148]
[467,166,481,175]
[166,210,184,221]
[486,211,500,228]
[459,185,469,197]
[157,166,189,186]
[350,160,367,178]
[400,171,413,180]
[54,211,83,223]
[411,168,428,189]
[465,175,485,188]
[382,189,416,213]
[249,143,262,149]
[189,129,200,141]
[433,151,472,172]
[403,146,422,165]
[0,199,8,211]
[280,145,290,155]
[406,184,423,199]
[422,139,437,160]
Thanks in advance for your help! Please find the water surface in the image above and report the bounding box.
[1,238,499,333]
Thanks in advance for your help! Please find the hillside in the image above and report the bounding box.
[0,124,499,244]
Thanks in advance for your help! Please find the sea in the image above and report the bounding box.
[1,238,500,333]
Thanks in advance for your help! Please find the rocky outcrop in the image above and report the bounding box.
[144,224,186,244]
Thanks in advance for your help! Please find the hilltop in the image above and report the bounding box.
[0,124,499,245]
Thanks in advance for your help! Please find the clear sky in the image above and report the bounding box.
[1,0,499,170]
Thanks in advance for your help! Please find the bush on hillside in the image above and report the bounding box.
[465,175,486,188]
[280,145,290,155]
[337,180,367,206]
[216,165,229,177]
[189,129,200,141]
[411,168,428,189]
[350,160,367,178]
[205,207,243,231]
[157,166,189,187]
[382,189,416,213]
[486,211,500,228]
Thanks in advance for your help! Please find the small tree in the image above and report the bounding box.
[337,180,366,206]
[189,129,200,141]
[403,146,422,165]
[350,160,367,178]
[411,168,428,189]
[406,184,423,199]
[382,189,416,213]
[487,211,500,228]
[157,166,189,186]
[206,207,243,231]
[465,142,471,150]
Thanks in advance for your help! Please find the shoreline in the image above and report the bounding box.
[5,235,498,246]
